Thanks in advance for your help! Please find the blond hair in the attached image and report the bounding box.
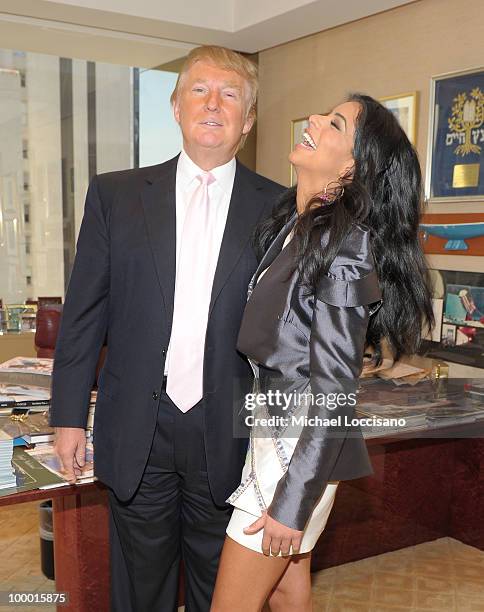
[171,46,258,149]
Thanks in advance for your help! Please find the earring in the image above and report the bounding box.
[318,179,344,204]
[319,185,332,203]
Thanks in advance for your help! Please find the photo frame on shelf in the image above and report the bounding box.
[441,323,457,345]
[424,269,484,368]
[426,67,484,201]
[380,92,417,144]
[290,116,309,186]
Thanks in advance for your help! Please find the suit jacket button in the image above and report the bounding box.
[152,391,159,400]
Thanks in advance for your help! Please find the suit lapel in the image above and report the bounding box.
[208,161,268,316]
[140,156,178,326]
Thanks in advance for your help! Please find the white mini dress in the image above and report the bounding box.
[226,233,339,555]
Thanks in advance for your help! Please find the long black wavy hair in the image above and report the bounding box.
[255,93,434,361]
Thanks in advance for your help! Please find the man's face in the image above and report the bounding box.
[173,61,254,166]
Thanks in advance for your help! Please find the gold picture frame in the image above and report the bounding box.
[290,116,309,186]
[380,92,418,145]
[425,66,484,201]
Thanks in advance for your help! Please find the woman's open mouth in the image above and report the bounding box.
[301,131,317,149]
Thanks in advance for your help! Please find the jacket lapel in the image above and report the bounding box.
[208,161,268,316]
[140,156,178,326]
[248,212,297,294]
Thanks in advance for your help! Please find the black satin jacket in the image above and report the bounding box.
[236,215,382,531]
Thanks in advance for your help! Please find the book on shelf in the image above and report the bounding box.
[0,357,53,388]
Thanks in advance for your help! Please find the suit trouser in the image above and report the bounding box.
[108,388,232,612]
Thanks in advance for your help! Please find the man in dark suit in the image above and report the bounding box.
[50,45,284,611]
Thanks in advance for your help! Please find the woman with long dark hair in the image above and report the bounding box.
[211,93,434,611]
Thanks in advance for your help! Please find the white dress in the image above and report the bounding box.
[226,233,339,555]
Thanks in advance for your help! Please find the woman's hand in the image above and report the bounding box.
[244,511,303,556]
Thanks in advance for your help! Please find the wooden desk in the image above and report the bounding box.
[1,429,482,610]
[312,433,484,571]
[0,483,110,612]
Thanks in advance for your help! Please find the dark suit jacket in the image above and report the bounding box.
[49,155,284,504]
[236,214,382,530]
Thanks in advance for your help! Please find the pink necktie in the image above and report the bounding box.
[166,172,217,412]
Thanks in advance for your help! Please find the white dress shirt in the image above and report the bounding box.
[164,150,236,375]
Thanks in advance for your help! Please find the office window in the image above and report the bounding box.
[0,48,181,304]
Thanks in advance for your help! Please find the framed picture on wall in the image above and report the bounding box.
[426,67,484,201]
[290,116,309,186]
[380,92,417,144]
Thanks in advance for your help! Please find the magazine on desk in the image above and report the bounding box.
[0,413,53,444]
[356,377,484,436]
[0,383,50,411]
[26,442,95,484]
[0,412,94,445]
[0,447,67,497]
[0,357,53,388]
[0,443,96,498]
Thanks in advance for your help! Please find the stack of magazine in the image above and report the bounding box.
[0,356,97,441]
[0,430,16,491]
[0,446,67,497]
[357,377,484,437]
[0,356,98,497]
[0,413,54,445]
[26,442,94,484]
[0,356,53,386]
[0,383,51,414]
[0,437,95,498]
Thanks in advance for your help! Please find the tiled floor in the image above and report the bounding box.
[0,502,483,611]
[311,537,484,611]
[0,502,56,612]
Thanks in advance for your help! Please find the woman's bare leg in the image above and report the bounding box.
[267,553,312,611]
[211,536,291,611]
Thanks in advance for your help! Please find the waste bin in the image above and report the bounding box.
[39,500,55,580]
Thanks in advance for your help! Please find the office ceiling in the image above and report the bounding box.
[0,0,417,66]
